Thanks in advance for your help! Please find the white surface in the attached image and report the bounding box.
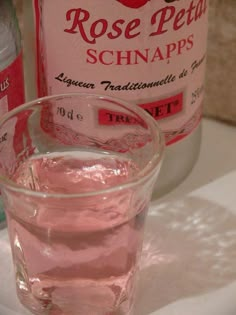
[135,170,236,315]
[157,118,236,202]
[0,118,236,315]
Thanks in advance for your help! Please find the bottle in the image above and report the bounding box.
[24,0,209,197]
[0,0,25,227]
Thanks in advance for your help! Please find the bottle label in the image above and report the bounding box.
[34,0,208,145]
[0,52,29,178]
[0,52,25,114]
[40,99,151,154]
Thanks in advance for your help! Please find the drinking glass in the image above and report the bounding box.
[0,93,164,315]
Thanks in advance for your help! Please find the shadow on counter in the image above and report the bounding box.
[135,196,236,315]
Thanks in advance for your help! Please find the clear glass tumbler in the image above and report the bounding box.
[0,93,164,315]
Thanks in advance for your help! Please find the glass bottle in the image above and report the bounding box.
[23,0,209,198]
[0,0,25,227]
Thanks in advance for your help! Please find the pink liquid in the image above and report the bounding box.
[6,152,148,315]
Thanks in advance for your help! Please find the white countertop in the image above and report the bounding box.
[0,118,236,315]
[158,118,236,203]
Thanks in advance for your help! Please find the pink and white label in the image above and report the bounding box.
[0,53,27,175]
[34,0,208,145]
[0,53,25,113]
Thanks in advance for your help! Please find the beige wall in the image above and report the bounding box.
[204,0,236,124]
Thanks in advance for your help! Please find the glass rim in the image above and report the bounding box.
[0,93,165,198]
